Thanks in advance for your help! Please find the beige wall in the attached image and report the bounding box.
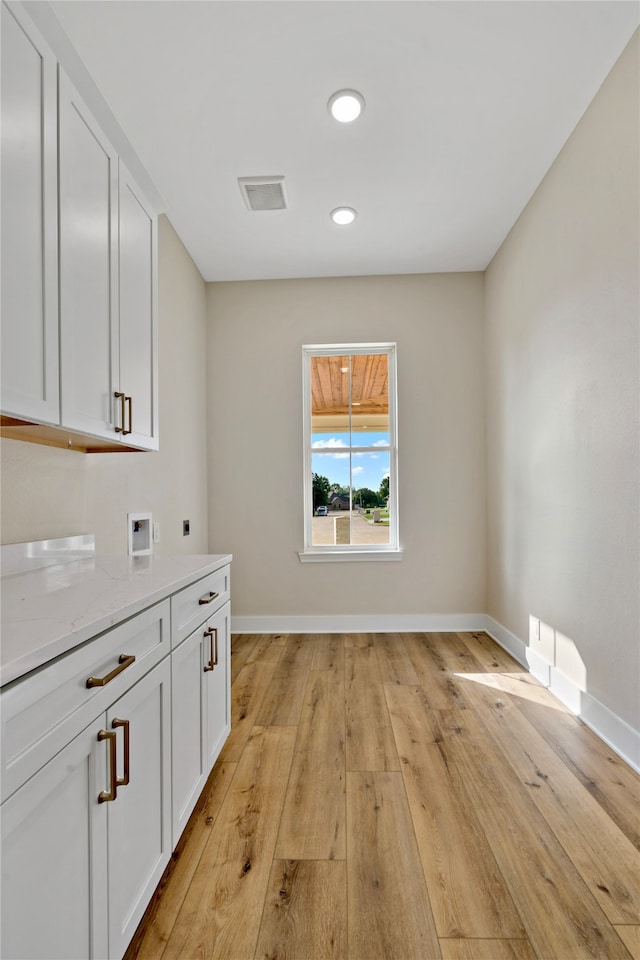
[484,33,639,730]
[1,215,209,555]
[207,273,486,618]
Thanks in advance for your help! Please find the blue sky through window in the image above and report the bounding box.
[311,430,390,493]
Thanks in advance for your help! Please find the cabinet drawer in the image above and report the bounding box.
[1,599,170,803]
[171,565,230,649]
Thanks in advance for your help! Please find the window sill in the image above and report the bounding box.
[298,549,404,563]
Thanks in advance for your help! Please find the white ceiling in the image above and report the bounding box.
[50,1,638,282]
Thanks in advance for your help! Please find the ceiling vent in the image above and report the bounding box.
[238,176,287,211]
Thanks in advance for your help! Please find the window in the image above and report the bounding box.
[300,343,401,561]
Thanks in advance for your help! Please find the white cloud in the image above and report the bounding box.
[312,437,349,458]
[352,465,364,475]
[312,438,346,448]
[373,440,389,447]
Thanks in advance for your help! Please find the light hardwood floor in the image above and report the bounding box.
[125,632,640,960]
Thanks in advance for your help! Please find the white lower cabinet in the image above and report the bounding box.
[106,658,172,959]
[171,621,207,840]
[203,602,231,775]
[0,657,171,960]
[0,563,230,959]
[1,716,109,960]
[171,601,230,844]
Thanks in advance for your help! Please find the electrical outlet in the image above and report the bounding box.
[183,520,190,536]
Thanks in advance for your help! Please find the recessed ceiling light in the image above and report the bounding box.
[331,207,357,226]
[328,89,365,123]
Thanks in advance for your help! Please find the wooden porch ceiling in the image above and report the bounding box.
[311,354,389,418]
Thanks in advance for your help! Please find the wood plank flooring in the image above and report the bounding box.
[125,632,640,960]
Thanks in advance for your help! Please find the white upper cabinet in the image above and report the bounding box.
[59,70,120,443]
[58,95,159,449]
[118,164,159,450]
[0,1,159,452]
[0,3,60,425]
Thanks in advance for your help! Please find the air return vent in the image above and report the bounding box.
[238,176,287,211]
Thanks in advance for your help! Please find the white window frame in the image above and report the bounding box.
[299,342,402,562]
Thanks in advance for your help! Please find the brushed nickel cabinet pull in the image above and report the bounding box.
[203,626,216,672]
[198,591,219,605]
[114,391,126,433]
[86,654,136,688]
[98,729,117,803]
[112,718,130,787]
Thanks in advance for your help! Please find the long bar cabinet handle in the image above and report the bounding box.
[203,626,216,672]
[114,391,126,433]
[112,718,130,787]
[123,395,133,436]
[86,654,136,689]
[98,729,118,803]
[199,591,219,605]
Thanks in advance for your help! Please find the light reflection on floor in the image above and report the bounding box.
[453,671,567,709]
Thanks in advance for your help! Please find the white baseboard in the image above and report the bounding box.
[231,613,485,635]
[577,686,640,773]
[484,615,640,774]
[478,615,528,666]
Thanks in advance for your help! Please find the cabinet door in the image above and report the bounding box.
[0,2,59,424]
[118,163,159,450]
[0,716,108,960]
[59,70,121,442]
[171,601,231,846]
[171,624,207,844]
[203,601,231,773]
[106,658,172,960]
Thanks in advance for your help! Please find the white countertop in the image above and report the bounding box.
[0,553,232,687]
